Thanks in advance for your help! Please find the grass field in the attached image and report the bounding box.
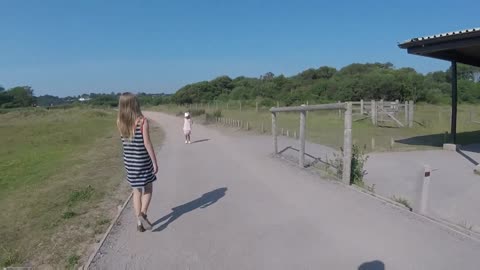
[154,103,480,152]
[0,107,162,268]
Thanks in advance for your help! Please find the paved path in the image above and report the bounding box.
[90,112,480,270]
[365,149,480,233]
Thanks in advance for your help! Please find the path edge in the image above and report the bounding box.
[81,192,133,270]
[274,153,480,243]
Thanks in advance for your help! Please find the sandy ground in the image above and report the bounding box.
[90,112,480,270]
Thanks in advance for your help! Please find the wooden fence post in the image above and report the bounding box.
[360,99,364,115]
[299,109,307,167]
[342,102,353,184]
[405,101,409,124]
[409,100,414,128]
[338,101,341,118]
[272,113,278,154]
[371,100,377,125]
[379,99,384,123]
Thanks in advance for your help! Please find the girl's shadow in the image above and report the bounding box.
[152,187,227,232]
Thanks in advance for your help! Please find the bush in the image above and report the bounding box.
[213,109,222,118]
[188,109,205,117]
[331,144,369,185]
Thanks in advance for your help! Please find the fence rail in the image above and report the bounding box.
[269,102,352,184]
[270,103,345,113]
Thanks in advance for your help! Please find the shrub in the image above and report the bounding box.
[331,144,369,185]
[188,109,205,117]
[213,109,222,118]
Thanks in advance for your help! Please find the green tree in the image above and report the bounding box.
[8,86,36,107]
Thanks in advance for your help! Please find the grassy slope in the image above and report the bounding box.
[0,108,132,268]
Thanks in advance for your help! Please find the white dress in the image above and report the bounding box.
[183,118,192,135]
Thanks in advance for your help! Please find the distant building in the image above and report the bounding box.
[78,97,91,102]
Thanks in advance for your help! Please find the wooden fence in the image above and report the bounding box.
[270,103,353,184]
[350,99,415,128]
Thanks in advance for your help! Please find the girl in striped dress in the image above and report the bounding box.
[117,93,158,232]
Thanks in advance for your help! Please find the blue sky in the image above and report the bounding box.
[0,0,478,96]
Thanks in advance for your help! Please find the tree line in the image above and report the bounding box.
[172,62,480,106]
[2,62,480,109]
[0,86,36,108]
[0,86,172,109]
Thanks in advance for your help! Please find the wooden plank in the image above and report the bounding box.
[272,113,277,154]
[342,102,353,184]
[299,111,306,167]
[380,107,404,127]
[409,100,414,128]
[270,103,345,113]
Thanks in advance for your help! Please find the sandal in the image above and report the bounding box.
[139,213,152,230]
[137,224,145,232]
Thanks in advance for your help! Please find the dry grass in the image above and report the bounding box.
[0,108,165,268]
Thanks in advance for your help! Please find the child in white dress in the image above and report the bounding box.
[183,112,193,144]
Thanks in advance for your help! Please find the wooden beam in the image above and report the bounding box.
[270,103,345,113]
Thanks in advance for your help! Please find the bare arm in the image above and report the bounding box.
[142,118,158,174]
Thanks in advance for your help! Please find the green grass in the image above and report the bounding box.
[66,254,80,269]
[67,185,95,207]
[391,196,413,211]
[0,107,133,267]
[154,103,480,152]
[61,211,77,219]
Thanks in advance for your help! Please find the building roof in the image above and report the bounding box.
[398,28,480,67]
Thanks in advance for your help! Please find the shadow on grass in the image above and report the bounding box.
[396,130,480,165]
[152,187,227,232]
[395,130,480,148]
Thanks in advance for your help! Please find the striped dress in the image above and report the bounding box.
[121,118,156,188]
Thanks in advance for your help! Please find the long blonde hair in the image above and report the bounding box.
[117,92,143,139]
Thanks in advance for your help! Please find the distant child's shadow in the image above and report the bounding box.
[152,187,227,232]
[191,139,210,144]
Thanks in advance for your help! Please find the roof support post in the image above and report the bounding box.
[451,61,458,144]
